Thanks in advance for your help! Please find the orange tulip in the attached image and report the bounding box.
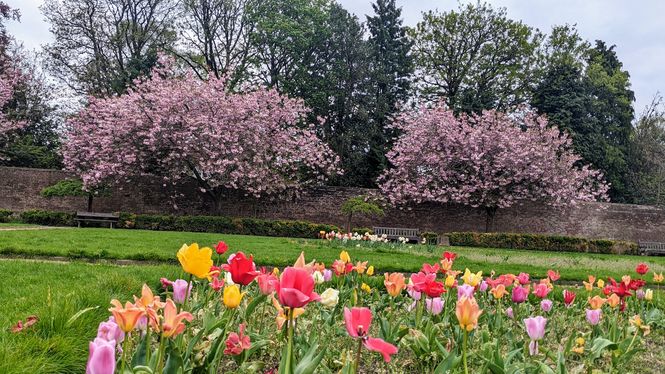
[583,275,596,292]
[440,258,453,272]
[161,299,193,338]
[607,293,620,308]
[588,295,606,310]
[490,284,508,299]
[354,261,368,274]
[134,284,165,310]
[455,296,482,332]
[384,272,406,297]
[109,300,145,333]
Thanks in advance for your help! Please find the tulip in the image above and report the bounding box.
[340,250,351,263]
[407,285,422,301]
[547,270,560,282]
[172,279,192,304]
[606,293,620,308]
[654,272,664,283]
[586,309,602,325]
[224,323,251,355]
[440,258,453,272]
[323,269,333,281]
[223,285,244,309]
[455,296,482,332]
[533,283,551,299]
[479,280,488,292]
[312,270,325,284]
[540,299,553,312]
[597,279,605,288]
[366,265,374,276]
[462,268,482,287]
[523,316,547,355]
[108,300,144,333]
[86,337,116,374]
[645,289,653,301]
[222,251,260,285]
[505,307,514,319]
[517,272,530,285]
[636,289,645,300]
[161,299,193,338]
[215,241,229,255]
[277,267,320,308]
[588,295,606,310]
[257,273,279,295]
[445,274,456,288]
[320,288,339,308]
[426,297,444,315]
[160,277,173,289]
[134,284,165,310]
[344,307,398,363]
[210,276,224,292]
[457,284,475,299]
[384,272,406,297]
[224,271,235,286]
[96,318,124,344]
[563,290,576,307]
[512,285,528,304]
[354,261,368,274]
[177,243,214,279]
[583,275,596,291]
[332,259,354,275]
[490,284,508,299]
[421,263,440,274]
[636,263,649,275]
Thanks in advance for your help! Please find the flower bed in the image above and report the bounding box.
[76,242,665,373]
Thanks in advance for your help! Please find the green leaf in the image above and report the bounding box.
[244,294,267,320]
[65,306,98,328]
[434,352,460,374]
[131,365,153,374]
[590,337,617,360]
[294,341,326,374]
[163,342,184,374]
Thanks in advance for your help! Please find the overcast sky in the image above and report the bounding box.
[7,0,665,113]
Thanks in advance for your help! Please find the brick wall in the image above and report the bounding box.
[2,166,664,242]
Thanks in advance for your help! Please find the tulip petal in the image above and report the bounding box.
[364,337,398,362]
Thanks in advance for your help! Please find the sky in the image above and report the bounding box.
[6,0,665,113]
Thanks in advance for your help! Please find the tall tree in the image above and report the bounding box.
[379,103,609,231]
[410,1,542,113]
[365,0,413,185]
[177,0,257,87]
[42,0,179,96]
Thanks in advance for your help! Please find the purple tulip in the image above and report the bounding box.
[457,284,475,299]
[512,285,528,304]
[323,269,333,282]
[479,280,488,292]
[540,299,553,313]
[523,316,547,355]
[407,287,422,301]
[636,289,645,300]
[173,279,192,304]
[586,309,602,325]
[426,297,444,315]
[96,318,124,344]
[505,307,514,319]
[86,338,116,374]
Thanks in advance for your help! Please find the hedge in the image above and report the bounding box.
[15,210,339,239]
[0,209,12,223]
[446,231,638,255]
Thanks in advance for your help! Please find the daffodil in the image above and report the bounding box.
[177,243,214,279]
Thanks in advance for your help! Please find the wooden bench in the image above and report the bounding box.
[638,241,665,256]
[76,212,119,229]
[373,227,420,242]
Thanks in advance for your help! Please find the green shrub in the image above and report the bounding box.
[40,179,87,197]
[19,210,76,226]
[446,231,637,255]
[0,209,12,223]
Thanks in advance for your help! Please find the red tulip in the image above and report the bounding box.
[344,307,398,362]
[215,241,229,255]
[277,267,320,308]
[563,290,576,307]
[222,252,260,285]
[421,263,440,274]
[546,270,560,282]
[224,323,251,355]
[533,283,551,299]
[410,272,445,297]
[636,263,649,275]
[442,251,457,261]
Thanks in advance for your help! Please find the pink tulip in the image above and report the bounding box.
[540,299,553,312]
[479,280,488,292]
[426,297,444,315]
[506,307,514,319]
[224,323,251,355]
[407,287,422,301]
[512,285,528,303]
[517,272,530,285]
[344,307,398,362]
[586,309,602,325]
[257,273,279,295]
[636,289,645,299]
[210,276,224,292]
[457,284,475,299]
[277,267,320,308]
[96,318,124,344]
[172,279,192,304]
[523,316,547,355]
[323,269,333,282]
[160,277,173,289]
[533,284,550,299]
[86,338,116,374]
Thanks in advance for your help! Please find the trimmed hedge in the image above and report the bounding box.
[447,231,638,255]
[0,209,12,223]
[19,210,76,226]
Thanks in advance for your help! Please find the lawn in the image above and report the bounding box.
[0,227,663,282]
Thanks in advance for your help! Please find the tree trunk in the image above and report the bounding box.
[346,213,353,234]
[87,194,94,212]
[485,207,498,233]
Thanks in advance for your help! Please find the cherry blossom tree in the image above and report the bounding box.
[0,69,22,136]
[379,103,609,231]
[63,58,340,211]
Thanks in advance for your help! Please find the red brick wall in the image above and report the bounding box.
[2,166,664,242]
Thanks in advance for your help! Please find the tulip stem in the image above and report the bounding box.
[462,329,469,374]
[285,308,295,374]
[353,337,363,373]
[156,336,166,373]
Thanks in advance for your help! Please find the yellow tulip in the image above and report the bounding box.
[223,285,244,309]
[340,250,351,263]
[361,283,371,293]
[366,265,374,276]
[588,295,606,310]
[177,243,213,279]
[607,293,620,308]
[462,268,482,287]
[455,296,482,332]
[575,337,585,346]
[645,289,653,301]
[596,279,605,288]
[654,273,664,283]
[445,275,456,288]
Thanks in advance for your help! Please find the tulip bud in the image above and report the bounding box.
[320,288,339,308]
[223,285,244,309]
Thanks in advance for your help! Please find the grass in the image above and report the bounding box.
[0,227,664,282]
[0,259,179,373]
